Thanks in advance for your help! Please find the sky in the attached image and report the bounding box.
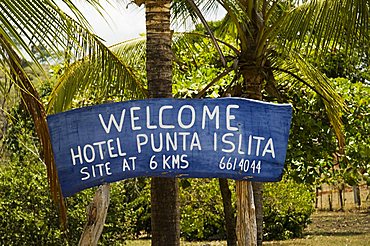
[74,1,146,45]
[63,1,226,46]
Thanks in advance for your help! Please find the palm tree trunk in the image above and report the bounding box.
[145,1,180,245]
[146,0,173,98]
[241,65,264,246]
[239,2,266,242]
[219,178,237,246]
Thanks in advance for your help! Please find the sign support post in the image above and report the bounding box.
[78,184,110,246]
[236,181,257,245]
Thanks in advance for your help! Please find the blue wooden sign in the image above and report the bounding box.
[47,98,292,197]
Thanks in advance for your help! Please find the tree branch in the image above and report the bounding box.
[185,0,227,67]
[195,66,234,98]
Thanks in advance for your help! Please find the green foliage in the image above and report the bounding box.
[263,179,315,241]
[0,103,93,244]
[0,157,153,245]
[283,57,370,186]
[3,71,54,160]
[3,105,38,160]
[0,163,152,245]
[172,32,236,99]
[0,98,152,245]
[285,85,337,185]
[335,79,370,185]
[315,47,370,84]
[102,178,151,244]
[0,159,78,245]
[288,42,370,188]
[0,152,316,244]
[179,178,315,242]
[180,179,227,241]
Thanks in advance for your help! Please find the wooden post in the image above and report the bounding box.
[227,90,257,246]
[338,185,344,211]
[79,184,110,246]
[353,185,361,208]
[328,188,333,211]
[236,181,257,246]
[320,186,323,210]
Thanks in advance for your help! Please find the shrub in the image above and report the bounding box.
[1,159,315,244]
[180,178,227,241]
[0,100,154,245]
[101,178,151,244]
[0,160,76,245]
[0,103,90,244]
[263,179,315,241]
[0,158,153,245]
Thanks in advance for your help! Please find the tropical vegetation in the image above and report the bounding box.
[0,0,369,245]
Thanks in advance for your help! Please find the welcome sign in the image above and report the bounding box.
[47,98,292,197]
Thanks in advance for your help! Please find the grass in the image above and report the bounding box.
[125,210,370,246]
[264,235,370,246]
[126,240,226,246]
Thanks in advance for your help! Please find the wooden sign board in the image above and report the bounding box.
[47,98,292,197]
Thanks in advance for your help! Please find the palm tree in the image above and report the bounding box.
[0,0,146,227]
[172,0,369,245]
[47,0,181,244]
[144,0,181,245]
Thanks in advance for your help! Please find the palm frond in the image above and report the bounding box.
[172,0,252,52]
[47,37,147,113]
[271,51,346,151]
[0,0,119,227]
[220,0,252,51]
[0,1,101,67]
[212,12,238,41]
[172,0,199,26]
[58,0,108,27]
[279,0,369,55]
[48,29,240,114]
[0,33,67,228]
[185,0,227,66]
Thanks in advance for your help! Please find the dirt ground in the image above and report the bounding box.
[265,209,370,246]
[306,210,370,237]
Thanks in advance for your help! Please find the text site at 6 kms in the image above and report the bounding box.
[69,104,276,180]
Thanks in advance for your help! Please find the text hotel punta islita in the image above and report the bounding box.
[47,98,292,196]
